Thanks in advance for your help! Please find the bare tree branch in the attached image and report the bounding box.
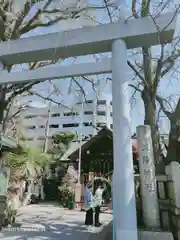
[71,77,87,103]
[129,83,142,93]
[156,95,172,118]
[153,45,164,92]
[127,60,146,83]
[19,1,108,35]
[132,0,139,18]
[161,51,180,77]
[103,0,113,23]
[174,97,180,115]
[27,90,72,111]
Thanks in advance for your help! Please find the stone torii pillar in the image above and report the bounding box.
[112,39,137,239]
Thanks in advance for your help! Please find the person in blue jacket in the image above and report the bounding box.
[84,183,93,225]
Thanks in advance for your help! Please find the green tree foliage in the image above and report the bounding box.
[51,132,78,157]
[6,143,53,181]
[49,132,78,187]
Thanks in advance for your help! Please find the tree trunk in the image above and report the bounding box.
[0,87,8,132]
[23,181,34,205]
[166,118,180,164]
[8,180,25,209]
[142,89,163,173]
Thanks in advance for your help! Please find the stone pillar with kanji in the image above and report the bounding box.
[136,125,160,228]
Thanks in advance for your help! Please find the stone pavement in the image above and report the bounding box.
[0,203,112,240]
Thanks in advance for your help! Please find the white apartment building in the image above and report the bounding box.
[14,95,113,148]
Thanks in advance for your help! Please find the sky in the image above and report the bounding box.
[14,0,180,134]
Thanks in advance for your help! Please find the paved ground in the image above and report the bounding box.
[0,203,112,240]
[104,222,112,240]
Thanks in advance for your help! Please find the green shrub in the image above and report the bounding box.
[58,184,75,208]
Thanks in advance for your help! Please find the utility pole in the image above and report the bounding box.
[43,84,54,153]
[43,101,51,153]
[92,96,97,136]
[77,90,84,184]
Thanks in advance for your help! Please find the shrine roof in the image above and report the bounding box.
[60,127,139,161]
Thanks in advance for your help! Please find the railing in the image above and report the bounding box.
[134,174,171,230]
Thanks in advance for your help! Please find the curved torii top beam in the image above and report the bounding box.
[0,12,176,65]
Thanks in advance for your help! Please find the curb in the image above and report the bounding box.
[138,230,173,240]
[88,221,112,240]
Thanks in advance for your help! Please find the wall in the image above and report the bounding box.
[135,174,170,230]
[135,161,180,239]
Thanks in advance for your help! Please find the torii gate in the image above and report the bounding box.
[0,13,176,240]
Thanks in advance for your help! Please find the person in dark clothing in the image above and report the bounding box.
[95,205,101,227]
[84,183,93,225]
[93,184,105,227]
[85,208,93,225]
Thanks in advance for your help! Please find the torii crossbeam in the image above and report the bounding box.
[0,13,176,240]
[0,12,175,65]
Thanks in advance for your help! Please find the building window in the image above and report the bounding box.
[52,113,60,117]
[63,123,79,128]
[25,137,34,141]
[49,124,59,128]
[64,112,78,116]
[97,123,106,127]
[26,126,36,129]
[37,136,50,140]
[110,112,112,117]
[24,115,36,119]
[40,125,45,128]
[97,111,106,116]
[110,124,113,129]
[41,114,49,118]
[83,122,92,126]
[77,100,93,104]
[84,111,93,115]
[86,100,93,104]
[97,100,106,105]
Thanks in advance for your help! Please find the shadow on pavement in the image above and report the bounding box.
[0,204,112,240]
[1,219,108,240]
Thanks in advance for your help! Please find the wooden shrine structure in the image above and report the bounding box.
[60,127,139,182]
